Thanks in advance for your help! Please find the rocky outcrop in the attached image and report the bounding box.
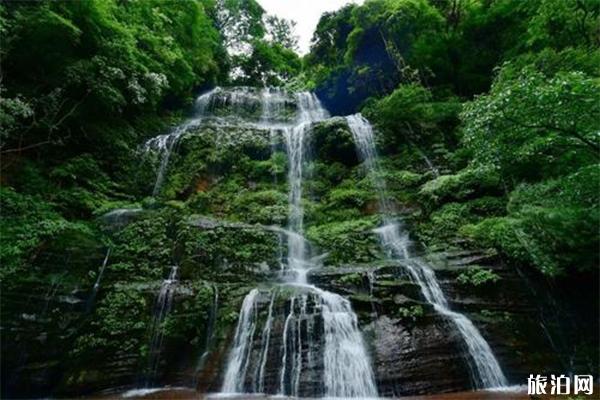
[306,246,599,396]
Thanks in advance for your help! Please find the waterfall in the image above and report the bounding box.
[261,87,289,125]
[221,289,259,393]
[319,289,379,398]
[346,114,394,215]
[220,91,377,398]
[366,270,379,317]
[346,113,508,389]
[197,284,219,371]
[279,295,296,395]
[86,248,111,312]
[92,248,111,292]
[279,94,376,398]
[144,89,218,195]
[282,123,311,283]
[145,265,179,386]
[255,290,276,393]
[101,208,143,227]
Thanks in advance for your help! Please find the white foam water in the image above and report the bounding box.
[220,91,377,398]
[347,113,508,389]
[221,289,259,393]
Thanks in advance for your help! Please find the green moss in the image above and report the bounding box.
[306,217,382,265]
[386,170,425,189]
[110,212,173,280]
[419,167,501,206]
[350,293,375,303]
[73,288,149,357]
[162,283,214,342]
[178,224,280,278]
[457,267,500,286]
[415,194,507,247]
[478,309,512,323]
[311,118,358,166]
[231,189,288,225]
[327,187,371,209]
[396,305,424,322]
[337,273,363,286]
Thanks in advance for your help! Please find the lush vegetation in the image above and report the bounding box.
[303,0,599,277]
[1,0,598,397]
[0,0,298,268]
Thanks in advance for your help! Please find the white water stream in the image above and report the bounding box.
[145,265,179,386]
[139,88,509,396]
[86,248,111,311]
[220,91,378,398]
[144,88,219,195]
[347,113,508,389]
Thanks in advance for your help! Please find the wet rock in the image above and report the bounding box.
[100,208,144,231]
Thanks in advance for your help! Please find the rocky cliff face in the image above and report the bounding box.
[308,251,598,397]
[2,87,597,398]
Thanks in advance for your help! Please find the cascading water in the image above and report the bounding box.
[346,113,508,389]
[139,89,505,396]
[220,289,259,393]
[86,248,111,312]
[144,89,218,195]
[197,284,219,371]
[255,290,276,393]
[145,265,179,386]
[319,288,378,398]
[219,91,378,398]
[366,270,379,317]
[282,123,310,283]
[144,87,294,196]
[279,95,376,399]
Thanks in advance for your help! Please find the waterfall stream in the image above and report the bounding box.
[220,289,259,393]
[144,89,218,195]
[346,113,508,389]
[85,248,111,312]
[140,88,508,396]
[145,265,179,386]
[219,91,378,398]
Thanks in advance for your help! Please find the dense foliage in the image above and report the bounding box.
[302,0,599,276]
[304,0,600,114]
[0,0,302,270]
[1,0,598,397]
[1,0,224,153]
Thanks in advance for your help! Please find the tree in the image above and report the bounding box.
[234,40,301,86]
[215,0,266,56]
[265,15,299,51]
[304,0,445,114]
[462,67,599,182]
[363,83,461,149]
[0,0,224,156]
[463,165,599,276]
[527,0,600,50]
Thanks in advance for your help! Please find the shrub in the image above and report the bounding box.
[0,187,92,280]
[306,217,381,264]
[419,167,501,206]
[457,267,500,286]
[461,166,599,276]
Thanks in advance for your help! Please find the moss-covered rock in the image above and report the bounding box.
[306,217,382,265]
[419,167,502,207]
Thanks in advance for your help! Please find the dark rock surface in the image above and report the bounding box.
[305,247,599,396]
